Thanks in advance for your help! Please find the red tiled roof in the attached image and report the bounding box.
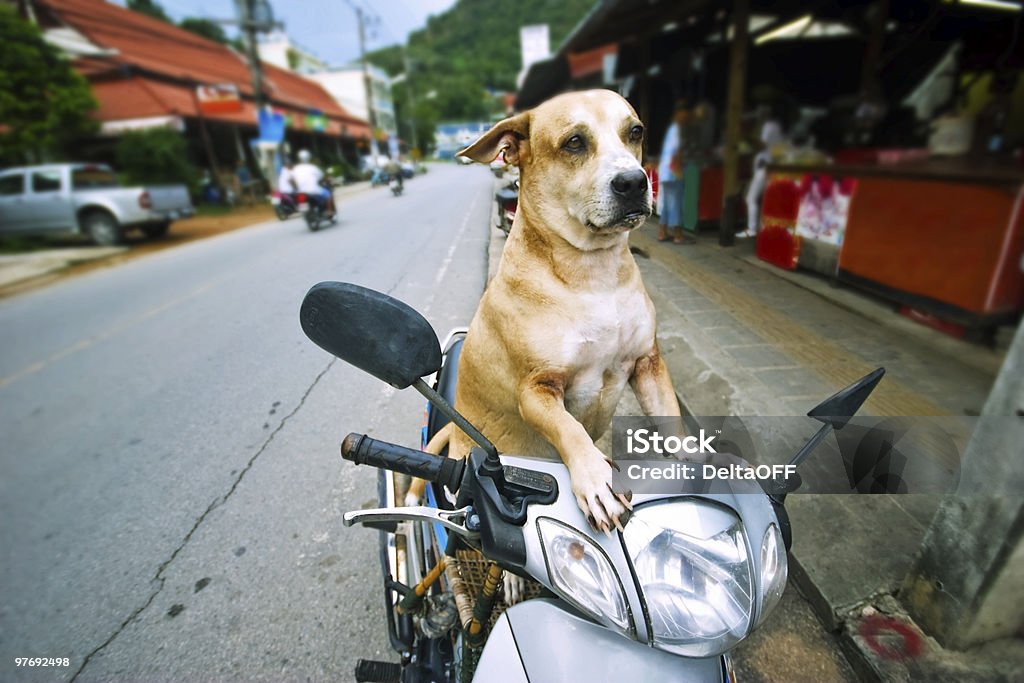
[38,0,369,137]
[90,75,368,138]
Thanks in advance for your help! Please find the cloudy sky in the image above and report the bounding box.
[116,0,458,67]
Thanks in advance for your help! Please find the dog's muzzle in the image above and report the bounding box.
[591,169,652,232]
[611,169,649,201]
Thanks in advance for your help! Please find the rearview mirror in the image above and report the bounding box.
[299,282,442,389]
[807,367,885,429]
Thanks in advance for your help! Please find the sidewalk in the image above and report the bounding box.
[627,224,1024,680]
[485,200,1023,679]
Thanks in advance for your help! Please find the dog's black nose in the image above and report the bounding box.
[611,169,648,198]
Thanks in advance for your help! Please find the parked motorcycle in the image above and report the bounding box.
[271,191,299,221]
[494,179,518,237]
[298,281,885,683]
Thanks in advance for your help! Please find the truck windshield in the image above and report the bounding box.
[72,167,119,189]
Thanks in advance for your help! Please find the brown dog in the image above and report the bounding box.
[410,89,682,538]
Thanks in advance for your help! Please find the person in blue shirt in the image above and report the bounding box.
[657,101,688,244]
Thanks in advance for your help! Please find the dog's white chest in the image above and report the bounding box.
[559,290,654,424]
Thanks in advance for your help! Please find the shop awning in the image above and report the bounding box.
[90,75,371,140]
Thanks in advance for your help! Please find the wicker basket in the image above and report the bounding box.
[447,548,543,631]
[447,548,543,681]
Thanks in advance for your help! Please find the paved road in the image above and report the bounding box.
[0,164,494,682]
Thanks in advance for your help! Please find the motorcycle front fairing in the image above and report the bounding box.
[475,599,729,683]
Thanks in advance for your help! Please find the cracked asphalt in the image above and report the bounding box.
[0,164,493,682]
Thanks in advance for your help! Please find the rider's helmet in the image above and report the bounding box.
[297,149,312,163]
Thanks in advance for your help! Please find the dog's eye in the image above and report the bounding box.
[562,135,586,153]
[629,125,644,142]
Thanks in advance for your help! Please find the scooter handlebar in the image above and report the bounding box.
[341,433,464,492]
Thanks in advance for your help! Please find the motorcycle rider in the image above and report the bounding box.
[277,158,296,194]
[276,157,298,210]
[385,156,403,191]
[293,149,336,217]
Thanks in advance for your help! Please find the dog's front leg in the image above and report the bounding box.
[519,372,632,533]
[630,345,684,430]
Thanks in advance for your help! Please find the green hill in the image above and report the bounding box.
[367,0,593,151]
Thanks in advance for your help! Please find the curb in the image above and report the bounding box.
[0,246,129,291]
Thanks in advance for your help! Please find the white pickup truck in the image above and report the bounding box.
[0,163,194,245]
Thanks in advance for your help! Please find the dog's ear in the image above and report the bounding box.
[458,112,530,165]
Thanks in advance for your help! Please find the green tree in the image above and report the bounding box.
[179,17,228,44]
[366,0,594,151]
[127,0,171,23]
[0,6,98,164]
[116,128,198,191]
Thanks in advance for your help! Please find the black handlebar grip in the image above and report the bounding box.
[341,433,464,493]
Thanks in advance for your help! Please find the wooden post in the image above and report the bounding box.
[637,40,651,129]
[191,86,221,192]
[719,0,750,247]
[860,0,890,103]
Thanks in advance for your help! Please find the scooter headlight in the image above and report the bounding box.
[622,499,755,658]
[757,522,787,626]
[537,517,632,636]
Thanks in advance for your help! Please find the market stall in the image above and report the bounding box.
[756,157,1024,335]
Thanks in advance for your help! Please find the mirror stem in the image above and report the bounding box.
[412,378,499,460]
[787,422,834,469]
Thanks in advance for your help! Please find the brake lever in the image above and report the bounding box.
[343,505,479,540]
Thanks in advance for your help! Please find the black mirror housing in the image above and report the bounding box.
[300,281,442,389]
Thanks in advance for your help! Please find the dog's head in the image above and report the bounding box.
[460,90,651,249]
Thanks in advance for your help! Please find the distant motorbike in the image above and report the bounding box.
[297,180,336,232]
[271,191,299,221]
[495,179,518,237]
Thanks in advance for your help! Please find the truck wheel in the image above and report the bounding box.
[83,210,123,246]
[142,221,170,239]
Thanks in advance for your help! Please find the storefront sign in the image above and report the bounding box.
[258,109,286,143]
[305,110,327,132]
[196,84,242,115]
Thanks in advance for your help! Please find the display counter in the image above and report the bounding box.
[756,158,1024,331]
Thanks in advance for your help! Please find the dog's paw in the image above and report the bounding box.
[503,572,528,605]
[570,456,633,534]
[403,491,421,507]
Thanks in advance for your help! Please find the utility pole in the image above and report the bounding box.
[402,46,420,157]
[347,1,379,154]
[239,0,266,111]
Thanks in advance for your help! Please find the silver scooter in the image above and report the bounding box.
[299,281,884,683]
